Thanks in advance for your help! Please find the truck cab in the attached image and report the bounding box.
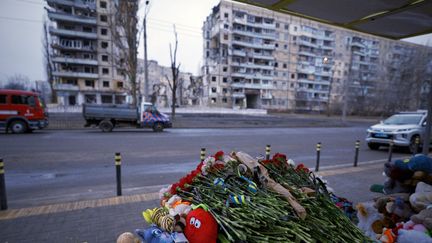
[0,89,48,133]
[140,102,172,132]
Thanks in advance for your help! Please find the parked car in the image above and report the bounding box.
[0,89,49,133]
[366,111,431,153]
[83,101,172,132]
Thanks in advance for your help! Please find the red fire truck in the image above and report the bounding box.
[0,89,48,133]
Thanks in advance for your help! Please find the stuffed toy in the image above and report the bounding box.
[116,232,140,243]
[142,207,175,232]
[356,202,383,238]
[385,197,413,221]
[136,225,174,243]
[404,171,432,187]
[166,195,192,218]
[377,228,396,243]
[396,229,432,243]
[401,220,428,232]
[410,182,432,212]
[394,155,432,173]
[411,206,432,231]
[184,205,218,243]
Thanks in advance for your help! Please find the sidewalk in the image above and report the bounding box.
[0,161,387,243]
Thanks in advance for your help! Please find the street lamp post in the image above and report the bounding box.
[143,0,150,102]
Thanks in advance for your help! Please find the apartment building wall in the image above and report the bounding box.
[46,0,127,106]
[203,0,432,113]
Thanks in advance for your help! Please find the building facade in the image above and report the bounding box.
[203,0,432,113]
[137,59,204,108]
[46,0,128,106]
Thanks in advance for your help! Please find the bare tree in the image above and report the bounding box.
[111,0,140,105]
[42,18,57,103]
[167,25,181,119]
[4,74,31,90]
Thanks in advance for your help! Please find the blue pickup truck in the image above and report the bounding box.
[83,101,172,132]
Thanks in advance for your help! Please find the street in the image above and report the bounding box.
[0,126,409,208]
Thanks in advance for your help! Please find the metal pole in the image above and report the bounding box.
[354,140,360,167]
[265,144,271,160]
[388,140,394,162]
[315,142,321,172]
[422,88,432,155]
[200,148,206,162]
[115,153,122,196]
[0,158,7,210]
[143,16,149,102]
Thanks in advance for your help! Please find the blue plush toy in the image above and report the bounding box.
[136,225,174,243]
[394,155,432,173]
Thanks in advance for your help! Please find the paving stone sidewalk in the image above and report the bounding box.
[0,161,386,243]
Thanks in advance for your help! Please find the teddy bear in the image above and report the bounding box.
[411,207,432,231]
[382,161,415,195]
[410,182,432,212]
[356,202,383,238]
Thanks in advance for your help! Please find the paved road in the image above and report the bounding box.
[0,127,409,208]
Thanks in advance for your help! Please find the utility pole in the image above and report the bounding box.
[143,0,150,102]
[422,83,432,155]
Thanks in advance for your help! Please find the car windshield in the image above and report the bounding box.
[383,114,423,125]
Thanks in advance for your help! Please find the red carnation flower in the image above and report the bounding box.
[214,151,224,161]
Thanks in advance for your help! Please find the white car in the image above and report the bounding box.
[366,111,431,153]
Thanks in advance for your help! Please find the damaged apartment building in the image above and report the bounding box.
[137,59,204,108]
[202,0,431,112]
[46,0,128,106]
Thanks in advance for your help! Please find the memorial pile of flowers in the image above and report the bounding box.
[117,150,370,243]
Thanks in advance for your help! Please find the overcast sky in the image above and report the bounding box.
[0,0,431,83]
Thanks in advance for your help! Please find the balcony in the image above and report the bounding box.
[298,50,316,57]
[49,27,97,39]
[54,83,80,91]
[232,40,275,50]
[231,72,274,80]
[231,82,273,89]
[232,92,245,98]
[252,54,274,60]
[52,56,98,65]
[46,0,96,10]
[48,11,97,25]
[233,18,275,29]
[297,39,318,48]
[232,50,246,57]
[232,28,276,40]
[51,43,96,52]
[231,62,273,70]
[53,71,98,79]
[261,93,273,99]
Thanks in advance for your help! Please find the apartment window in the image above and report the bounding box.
[284,24,289,30]
[293,36,296,41]
[274,62,278,67]
[103,81,110,87]
[84,94,96,104]
[68,95,76,106]
[222,88,227,93]
[222,77,227,83]
[100,15,107,22]
[115,95,126,104]
[102,68,109,74]
[102,55,108,62]
[101,28,108,35]
[66,79,77,85]
[211,87,217,93]
[291,74,295,79]
[211,76,216,82]
[224,13,229,18]
[283,63,287,68]
[0,95,6,104]
[222,98,227,103]
[100,1,107,8]
[117,81,124,88]
[284,44,288,49]
[223,34,228,40]
[275,43,279,48]
[211,98,216,103]
[223,66,227,72]
[101,41,108,48]
[85,80,95,87]
[224,24,229,29]
[275,22,280,28]
[101,95,113,104]
[294,26,297,31]
[83,26,92,33]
